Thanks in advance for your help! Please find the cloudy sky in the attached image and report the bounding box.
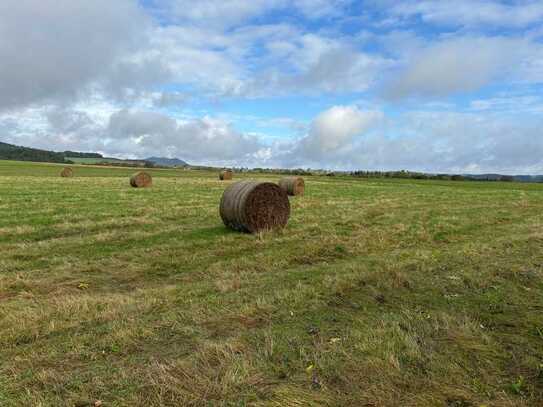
[1,0,542,173]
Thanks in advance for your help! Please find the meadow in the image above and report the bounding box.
[0,160,542,406]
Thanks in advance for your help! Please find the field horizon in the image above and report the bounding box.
[1,159,542,406]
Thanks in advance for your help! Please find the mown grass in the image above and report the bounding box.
[0,160,542,406]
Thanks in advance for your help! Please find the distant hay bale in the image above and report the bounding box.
[130,171,152,188]
[220,181,290,233]
[219,170,233,181]
[60,167,73,177]
[278,176,305,196]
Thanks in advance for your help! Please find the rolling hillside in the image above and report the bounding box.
[0,141,67,163]
[0,141,103,164]
[0,141,189,168]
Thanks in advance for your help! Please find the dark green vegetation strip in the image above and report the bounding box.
[0,160,542,406]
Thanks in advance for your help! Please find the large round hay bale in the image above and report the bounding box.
[220,181,290,233]
[60,167,74,177]
[219,170,233,181]
[278,176,305,196]
[130,171,152,188]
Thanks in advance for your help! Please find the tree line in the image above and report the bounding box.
[0,141,102,164]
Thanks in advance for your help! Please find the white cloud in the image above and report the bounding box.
[470,95,543,113]
[241,33,389,96]
[152,0,352,26]
[149,0,299,30]
[306,106,382,151]
[388,0,543,28]
[2,101,543,174]
[287,106,384,164]
[0,0,383,108]
[293,0,352,19]
[384,36,542,99]
[269,105,543,174]
[133,23,387,98]
[1,0,542,176]
[0,0,149,111]
[1,103,266,165]
[108,111,264,164]
[380,110,543,174]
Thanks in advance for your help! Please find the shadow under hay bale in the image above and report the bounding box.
[220,181,290,233]
[130,171,152,188]
[278,176,305,196]
[60,167,74,177]
[219,170,233,181]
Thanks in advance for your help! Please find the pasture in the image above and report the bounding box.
[0,160,542,406]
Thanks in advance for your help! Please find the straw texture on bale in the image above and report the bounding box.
[219,170,233,181]
[278,176,305,196]
[60,167,73,178]
[130,171,152,188]
[220,181,290,233]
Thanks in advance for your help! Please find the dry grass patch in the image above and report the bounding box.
[142,341,265,405]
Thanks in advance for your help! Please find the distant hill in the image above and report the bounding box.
[0,141,68,163]
[0,141,164,168]
[145,157,188,167]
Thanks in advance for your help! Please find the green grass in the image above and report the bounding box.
[0,159,542,406]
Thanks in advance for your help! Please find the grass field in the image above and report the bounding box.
[0,159,542,406]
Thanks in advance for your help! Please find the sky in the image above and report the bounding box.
[1,0,542,174]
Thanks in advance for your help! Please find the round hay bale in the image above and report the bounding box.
[60,167,74,177]
[220,181,290,233]
[219,170,233,181]
[278,176,305,196]
[130,171,152,188]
